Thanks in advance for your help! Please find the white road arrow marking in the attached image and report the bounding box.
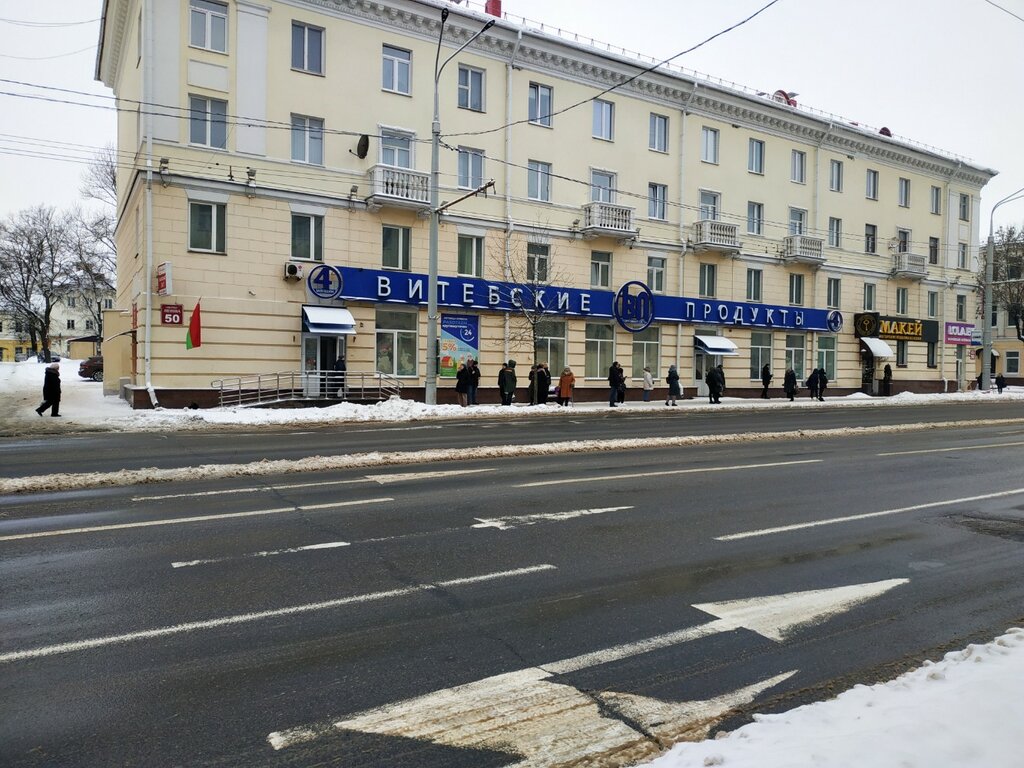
[171,540,350,568]
[267,578,907,764]
[472,506,634,530]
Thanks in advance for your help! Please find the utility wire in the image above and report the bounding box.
[981,0,1024,23]
[0,45,95,60]
[0,16,100,27]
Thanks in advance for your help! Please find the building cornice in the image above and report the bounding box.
[96,0,132,87]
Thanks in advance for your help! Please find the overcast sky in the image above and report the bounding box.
[1,0,1022,232]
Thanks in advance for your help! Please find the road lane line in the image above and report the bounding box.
[516,459,821,488]
[877,440,1024,456]
[715,487,1024,541]
[0,564,557,664]
[366,468,495,484]
[473,506,634,530]
[172,540,350,568]
[0,498,394,542]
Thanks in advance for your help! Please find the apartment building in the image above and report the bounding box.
[96,0,995,406]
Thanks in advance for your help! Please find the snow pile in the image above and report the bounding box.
[647,627,1024,768]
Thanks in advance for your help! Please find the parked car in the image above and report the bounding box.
[36,352,61,362]
[79,356,103,382]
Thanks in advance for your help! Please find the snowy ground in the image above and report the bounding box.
[2,358,1023,766]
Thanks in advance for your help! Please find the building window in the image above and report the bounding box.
[291,214,323,261]
[381,131,412,168]
[829,159,843,192]
[928,290,938,318]
[647,256,666,293]
[748,139,765,174]
[104,298,113,309]
[648,183,667,220]
[188,95,227,148]
[382,45,411,94]
[457,147,484,189]
[747,201,763,235]
[827,277,841,309]
[585,322,614,379]
[817,336,836,380]
[375,309,417,376]
[85,319,94,330]
[382,225,411,271]
[67,297,76,308]
[1006,350,1020,375]
[190,0,227,53]
[865,224,877,253]
[896,287,909,315]
[291,22,324,74]
[591,251,611,288]
[699,263,716,298]
[789,207,806,235]
[928,237,939,265]
[864,283,876,311]
[527,160,551,202]
[930,185,941,215]
[746,268,762,302]
[290,115,323,165]
[456,235,484,277]
[956,294,967,321]
[701,127,719,164]
[649,113,668,152]
[64,319,75,330]
[750,331,771,380]
[591,170,615,203]
[866,169,879,200]
[188,201,226,253]
[959,193,970,222]
[593,99,614,140]
[458,65,485,111]
[528,83,552,127]
[699,190,720,221]
[898,177,911,207]
[828,217,842,248]
[896,339,908,367]
[789,273,804,305]
[534,319,566,373]
[958,242,968,269]
[631,326,660,379]
[527,243,548,282]
[897,229,911,253]
[785,334,805,380]
[927,341,937,368]
[791,149,806,183]
[991,301,999,329]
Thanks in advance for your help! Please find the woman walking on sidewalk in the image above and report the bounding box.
[665,365,680,406]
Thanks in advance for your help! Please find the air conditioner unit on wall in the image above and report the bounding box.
[284,262,305,280]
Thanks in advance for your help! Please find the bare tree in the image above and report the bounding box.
[978,225,1024,342]
[80,143,119,210]
[0,206,81,359]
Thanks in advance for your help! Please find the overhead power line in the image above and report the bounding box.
[0,16,100,27]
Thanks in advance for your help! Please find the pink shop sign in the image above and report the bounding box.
[945,322,974,345]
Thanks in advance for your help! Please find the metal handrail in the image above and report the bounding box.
[212,370,402,408]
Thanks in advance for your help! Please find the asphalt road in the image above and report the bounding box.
[2,407,1024,766]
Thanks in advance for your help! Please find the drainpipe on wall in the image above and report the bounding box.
[503,28,522,364]
[143,0,159,408]
[676,86,698,371]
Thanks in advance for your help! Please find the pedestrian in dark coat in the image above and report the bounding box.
[528,364,538,405]
[817,369,828,401]
[783,369,798,401]
[608,361,625,407]
[665,364,680,406]
[497,360,517,405]
[882,363,893,396]
[36,363,62,417]
[706,365,723,404]
[760,363,772,399]
[996,373,1007,394]
[332,355,347,398]
[455,362,470,407]
[536,363,551,405]
[806,369,820,400]
[467,359,481,405]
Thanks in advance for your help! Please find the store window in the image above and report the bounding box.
[1006,350,1020,375]
[785,334,805,380]
[585,322,614,378]
[534,320,566,372]
[896,339,908,367]
[631,326,660,379]
[375,310,417,376]
[749,331,771,380]
[817,336,836,380]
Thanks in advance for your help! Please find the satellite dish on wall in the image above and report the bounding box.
[352,134,369,159]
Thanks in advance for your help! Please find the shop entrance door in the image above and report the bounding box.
[302,334,345,397]
[694,350,710,397]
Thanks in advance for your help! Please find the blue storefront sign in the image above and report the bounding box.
[330,266,843,333]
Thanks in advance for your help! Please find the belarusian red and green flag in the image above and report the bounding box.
[185,300,202,349]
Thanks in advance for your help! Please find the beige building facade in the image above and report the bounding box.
[97,0,996,406]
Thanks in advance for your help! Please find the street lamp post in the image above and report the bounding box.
[425,9,494,405]
[982,185,1024,391]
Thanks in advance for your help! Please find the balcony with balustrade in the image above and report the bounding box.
[365,165,430,212]
[692,219,740,255]
[892,252,928,280]
[783,234,826,266]
[580,201,637,240]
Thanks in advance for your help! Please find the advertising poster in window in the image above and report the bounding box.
[440,314,478,378]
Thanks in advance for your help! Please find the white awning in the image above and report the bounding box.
[991,348,1000,357]
[694,334,740,356]
[861,337,894,358]
[302,305,356,335]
